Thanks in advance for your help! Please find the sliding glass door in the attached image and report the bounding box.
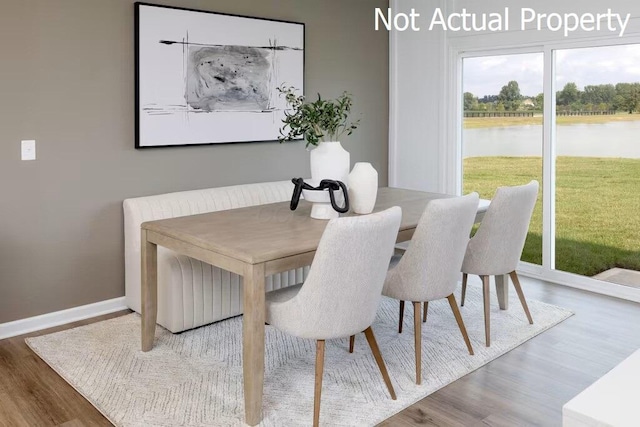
[554,45,640,287]
[460,43,640,291]
[462,53,543,265]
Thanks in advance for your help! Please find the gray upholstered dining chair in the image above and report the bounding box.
[368,193,479,385]
[460,180,539,347]
[265,207,402,427]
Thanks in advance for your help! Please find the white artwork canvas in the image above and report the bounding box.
[135,3,304,147]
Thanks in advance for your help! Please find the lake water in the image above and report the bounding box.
[463,120,640,158]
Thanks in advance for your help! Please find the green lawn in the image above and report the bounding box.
[463,156,640,276]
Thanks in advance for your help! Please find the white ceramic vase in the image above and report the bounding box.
[309,141,350,186]
[302,189,344,220]
[348,162,378,214]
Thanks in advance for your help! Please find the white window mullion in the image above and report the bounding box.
[542,47,556,271]
[451,51,463,195]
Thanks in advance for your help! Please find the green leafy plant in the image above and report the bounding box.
[277,85,360,148]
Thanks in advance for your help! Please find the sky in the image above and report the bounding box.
[463,44,640,98]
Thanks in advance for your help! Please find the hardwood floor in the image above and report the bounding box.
[382,276,640,426]
[1,277,639,426]
[0,311,129,427]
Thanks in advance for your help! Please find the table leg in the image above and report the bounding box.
[495,274,509,310]
[141,229,158,351]
[243,263,266,426]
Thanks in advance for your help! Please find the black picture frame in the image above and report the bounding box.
[135,2,305,148]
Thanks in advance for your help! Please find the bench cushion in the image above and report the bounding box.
[124,180,308,332]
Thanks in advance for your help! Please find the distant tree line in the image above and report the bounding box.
[464,80,640,113]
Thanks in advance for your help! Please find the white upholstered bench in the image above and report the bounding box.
[123,180,309,333]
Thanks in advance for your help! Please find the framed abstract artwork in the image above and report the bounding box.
[135,3,305,148]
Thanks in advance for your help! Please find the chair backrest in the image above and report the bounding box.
[462,180,539,275]
[292,207,402,339]
[389,193,480,301]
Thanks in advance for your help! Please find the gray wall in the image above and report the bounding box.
[0,0,389,323]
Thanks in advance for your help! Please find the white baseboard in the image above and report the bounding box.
[0,297,128,340]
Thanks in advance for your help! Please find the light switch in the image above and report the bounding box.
[21,140,36,161]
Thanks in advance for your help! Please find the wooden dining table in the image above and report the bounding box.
[139,187,502,425]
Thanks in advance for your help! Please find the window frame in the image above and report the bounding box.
[449,37,640,303]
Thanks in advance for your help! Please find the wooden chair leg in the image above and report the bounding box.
[446,294,474,355]
[398,300,405,333]
[314,340,325,427]
[509,271,533,324]
[363,327,397,399]
[413,301,422,384]
[482,275,491,347]
[423,301,428,323]
[461,273,468,306]
[349,335,355,353]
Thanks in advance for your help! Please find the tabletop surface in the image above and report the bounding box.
[142,187,455,264]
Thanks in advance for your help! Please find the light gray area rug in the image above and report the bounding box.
[27,285,572,427]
